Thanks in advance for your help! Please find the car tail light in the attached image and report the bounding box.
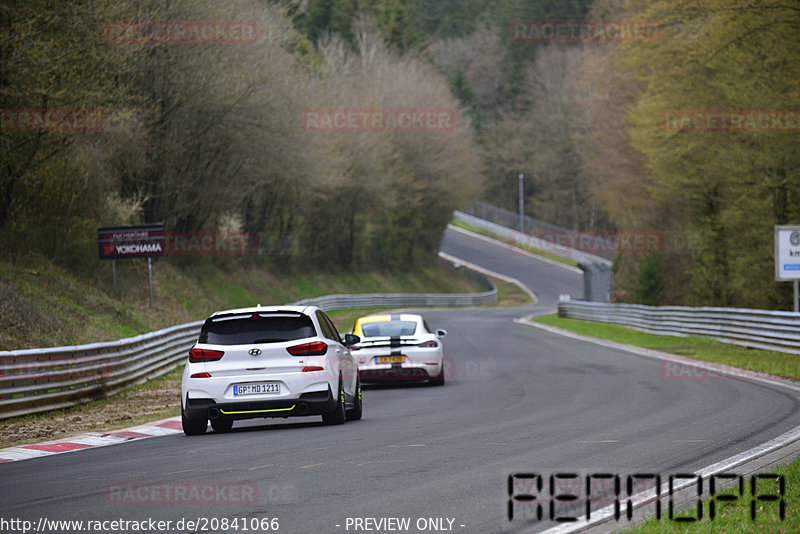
[287,341,328,356]
[189,348,224,362]
[191,372,212,378]
[348,345,361,351]
[301,366,324,372]
[418,340,438,348]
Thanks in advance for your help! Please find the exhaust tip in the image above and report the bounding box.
[296,403,309,415]
[207,407,220,420]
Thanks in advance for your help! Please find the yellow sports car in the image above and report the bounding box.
[350,314,447,385]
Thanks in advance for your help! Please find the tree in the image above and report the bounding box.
[621,0,800,307]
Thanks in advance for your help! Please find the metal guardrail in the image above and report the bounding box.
[293,291,497,310]
[558,299,800,355]
[465,203,618,262]
[453,211,612,267]
[0,282,496,419]
[0,321,204,419]
[453,210,614,302]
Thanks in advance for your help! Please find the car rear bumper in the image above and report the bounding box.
[354,346,442,383]
[184,389,336,421]
[359,366,434,382]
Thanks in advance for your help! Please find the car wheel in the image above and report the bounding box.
[182,411,207,435]
[210,417,233,433]
[429,366,445,386]
[322,378,346,425]
[346,378,362,421]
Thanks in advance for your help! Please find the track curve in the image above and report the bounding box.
[1,226,799,533]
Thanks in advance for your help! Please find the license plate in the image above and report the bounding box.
[376,355,405,364]
[234,383,280,396]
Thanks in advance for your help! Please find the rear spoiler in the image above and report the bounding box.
[354,336,418,348]
[209,310,304,321]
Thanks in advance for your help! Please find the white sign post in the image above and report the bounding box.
[518,173,524,231]
[775,225,800,312]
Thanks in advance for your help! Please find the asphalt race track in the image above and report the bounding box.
[2,226,800,533]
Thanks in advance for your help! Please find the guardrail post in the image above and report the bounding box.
[578,262,613,303]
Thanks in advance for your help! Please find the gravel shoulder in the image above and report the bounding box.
[0,367,182,449]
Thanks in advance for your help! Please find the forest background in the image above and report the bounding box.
[2,0,798,311]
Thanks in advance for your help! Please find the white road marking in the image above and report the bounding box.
[298,463,324,469]
[521,320,800,533]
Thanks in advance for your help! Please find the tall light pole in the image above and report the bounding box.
[518,173,524,231]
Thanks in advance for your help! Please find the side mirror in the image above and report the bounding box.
[343,333,361,347]
[436,329,447,338]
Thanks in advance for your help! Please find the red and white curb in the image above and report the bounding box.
[0,416,183,463]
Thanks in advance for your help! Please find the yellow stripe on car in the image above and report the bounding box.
[220,405,296,415]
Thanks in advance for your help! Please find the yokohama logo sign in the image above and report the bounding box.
[98,224,165,260]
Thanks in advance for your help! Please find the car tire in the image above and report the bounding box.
[322,378,346,425]
[346,378,362,421]
[182,411,207,435]
[210,417,233,433]
[429,366,445,386]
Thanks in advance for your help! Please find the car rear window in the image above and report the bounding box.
[360,320,417,337]
[199,313,316,345]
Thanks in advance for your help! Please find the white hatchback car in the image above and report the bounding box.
[181,305,361,435]
[350,314,447,385]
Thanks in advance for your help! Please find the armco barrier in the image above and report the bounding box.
[453,210,611,267]
[0,321,204,419]
[558,299,800,355]
[453,210,614,302]
[0,285,496,419]
[292,291,496,310]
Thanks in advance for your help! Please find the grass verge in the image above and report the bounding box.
[450,219,580,268]
[533,314,800,381]
[532,314,799,533]
[492,277,535,307]
[621,456,796,533]
[0,256,486,350]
